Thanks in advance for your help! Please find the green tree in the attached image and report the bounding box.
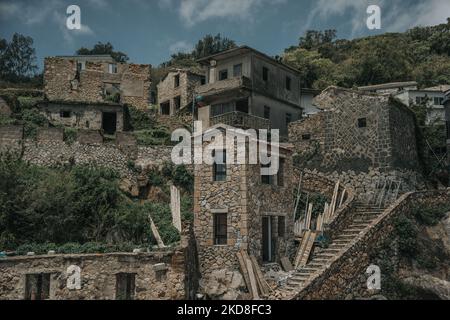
[0,33,38,82]
[76,42,129,63]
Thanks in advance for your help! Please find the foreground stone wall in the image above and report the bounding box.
[293,189,450,300]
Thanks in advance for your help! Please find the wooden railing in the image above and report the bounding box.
[210,111,270,130]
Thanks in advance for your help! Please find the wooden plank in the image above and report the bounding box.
[149,215,165,248]
[245,258,260,300]
[293,172,303,222]
[305,203,313,230]
[330,181,340,217]
[316,213,323,231]
[323,203,330,224]
[280,257,293,272]
[294,230,311,268]
[338,189,346,208]
[250,256,270,296]
[170,185,182,232]
[298,232,317,267]
[236,252,254,298]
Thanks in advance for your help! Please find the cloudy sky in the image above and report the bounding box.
[1,0,449,70]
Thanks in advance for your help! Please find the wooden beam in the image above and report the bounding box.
[149,215,165,248]
[245,258,260,300]
[306,203,313,230]
[236,252,254,298]
[170,185,182,232]
[298,232,316,268]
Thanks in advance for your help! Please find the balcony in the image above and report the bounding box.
[210,111,270,130]
[196,77,252,104]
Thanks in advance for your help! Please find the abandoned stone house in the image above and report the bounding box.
[194,46,303,137]
[193,124,295,274]
[157,69,205,116]
[40,55,151,134]
[289,86,423,200]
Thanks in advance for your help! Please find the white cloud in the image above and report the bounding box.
[169,40,194,54]
[305,0,450,37]
[173,0,286,26]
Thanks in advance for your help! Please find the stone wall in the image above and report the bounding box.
[194,134,295,274]
[44,57,151,110]
[157,70,204,115]
[288,87,424,200]
[0,228,199,300]
[293,189,450,300]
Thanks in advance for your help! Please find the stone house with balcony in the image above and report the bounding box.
[40,55,151,134]
[157,69,205,116]
[194,124,295,273]
[195,46,303,137]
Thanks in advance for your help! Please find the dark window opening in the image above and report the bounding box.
[149,91,157,104]
[174,74,180,88]
[60,110,71,118]
[102,112,117,135]
[431,146,447,156]
[278,216,286,238]
[434,97,444,105]
[160,102,170,115]
[219,69,228,81]
[200,76,206,85]
[115,273,136,300]
[447,121,450,139]
[25,273,50,300]
[233,64,242,77]
[174,96,181,111]
[211,102,233,117]
[263,67,269,82]
[358,118,367,128]
[264,106,271,120]
[261,163,274,185]
[214,212,228,245]
[302,133,311,140]
[286,76,291,91]
[277,159,285,187]
[236,99,249,114]
[213,149,227,182]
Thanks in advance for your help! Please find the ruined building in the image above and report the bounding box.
[289,87,423,200]
[195,46,303,137]
[194,124,295,274]
[157,69,205,116]
[40,55,151,134]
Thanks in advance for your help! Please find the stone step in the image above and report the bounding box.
[342,228,364,233]
[348,223,370,228]
[333,234,356,240]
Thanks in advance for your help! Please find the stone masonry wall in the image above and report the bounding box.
[293,189,450,300]
[157,70,204,115]
[44,57,151,110]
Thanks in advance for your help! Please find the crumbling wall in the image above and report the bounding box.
[44,58,151,110]
[0,246,195,300]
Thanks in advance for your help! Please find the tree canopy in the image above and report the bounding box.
[76,42,129,63]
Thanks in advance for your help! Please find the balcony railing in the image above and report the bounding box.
[210,111,270,130]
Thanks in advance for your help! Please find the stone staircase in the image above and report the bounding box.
[281,202,387,296]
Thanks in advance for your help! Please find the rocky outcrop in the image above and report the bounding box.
[200,269,246,300]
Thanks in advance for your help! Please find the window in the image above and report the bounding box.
[447,121,450,139]
[213,149,227,182]
[358,118,367,128]
[211,102,233,117]
[416,96,427,105]
[278,216,286,238]
[262,67,269,82]
[286,76,291,91]
[214,212,228,245]
[285,113,292,125]
[160,101,170,115]
[434,97,444,105]
[261,163,274,185]
[264,106,271,120]
[108,63,118,74]
[115,273,135,300]
[219,69,228,81]
[60,110,71,118]
[200,76,206,85]
[174,74,180,88]
[174,96,181,111]
[302,133,311,140]
[277,159,285,187]
[25,274,50,300]
[233,64,242,77]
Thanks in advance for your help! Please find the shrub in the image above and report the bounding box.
[394,216,418,257]
[127,105,155,130]
[173,165,194,191]
[64,127,77,144]
[412,205,449,226]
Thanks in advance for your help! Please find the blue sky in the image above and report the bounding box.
[1,0,449,70]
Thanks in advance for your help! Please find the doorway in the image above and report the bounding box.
[262,216,273,262]
[102,112,117,135]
